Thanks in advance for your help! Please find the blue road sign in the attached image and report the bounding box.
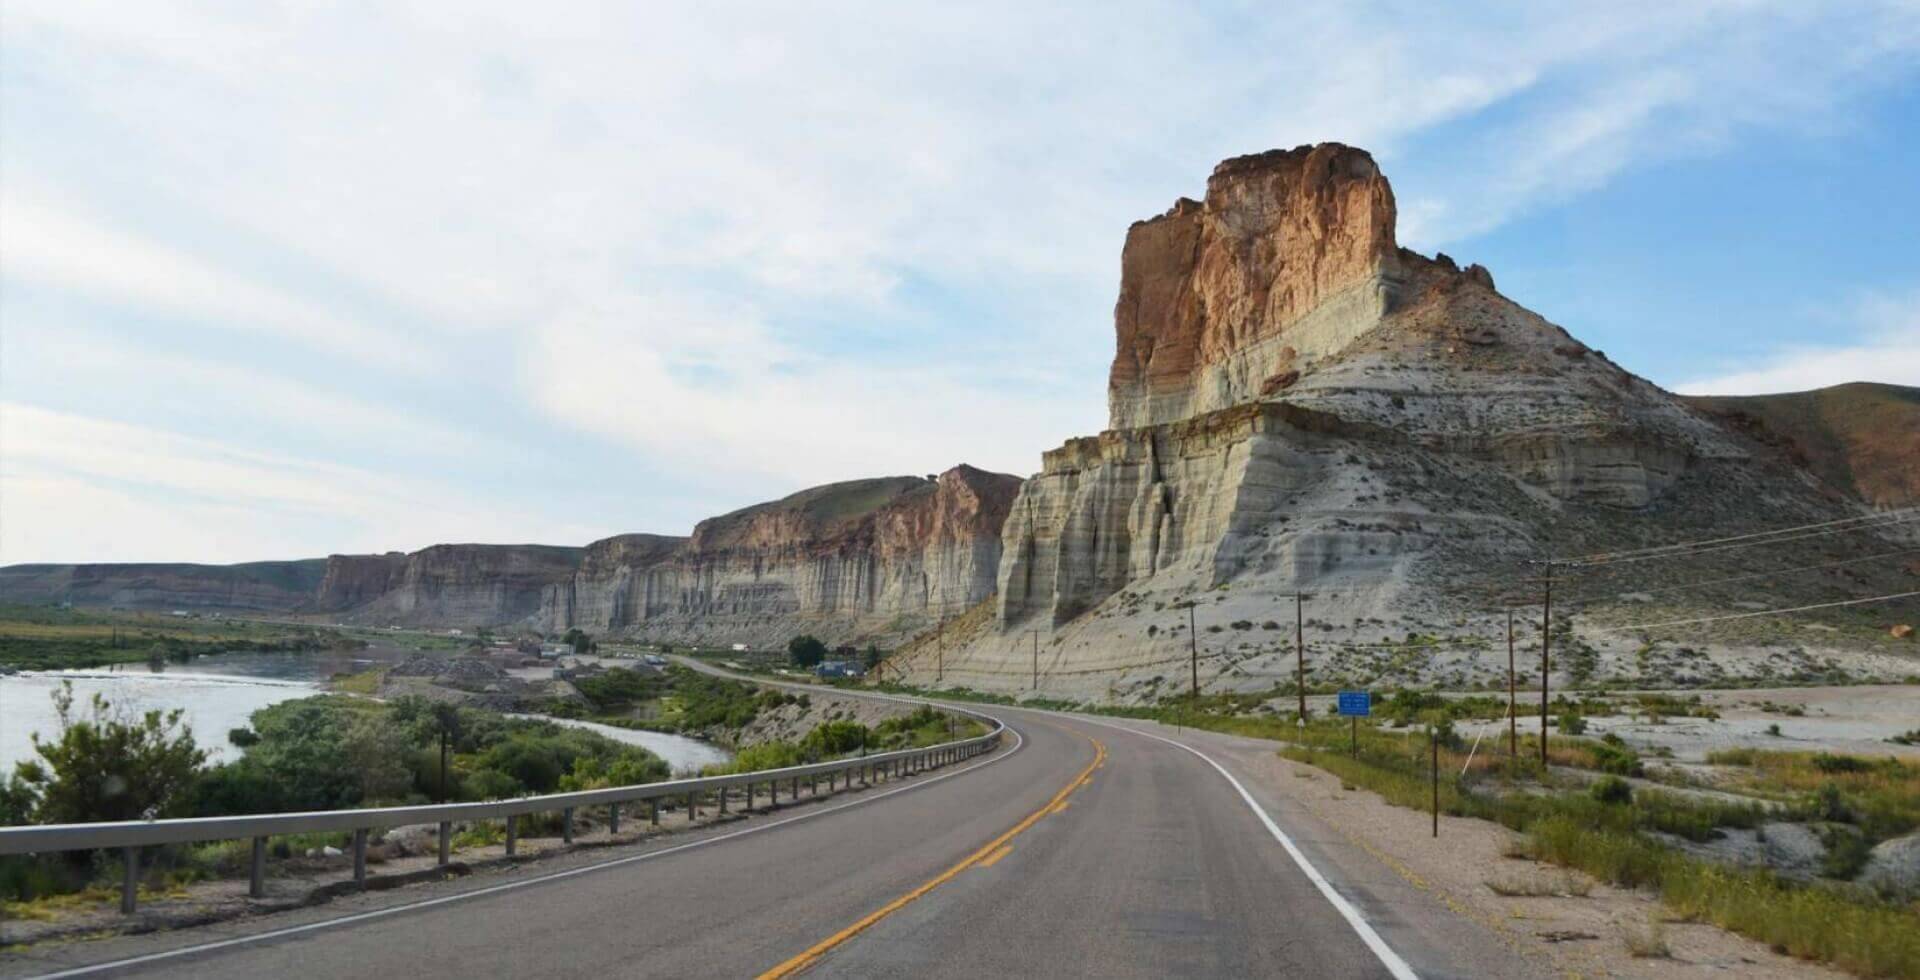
[1337,691,1371,717]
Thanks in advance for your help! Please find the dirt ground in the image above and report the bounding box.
[1447,684,1920,763]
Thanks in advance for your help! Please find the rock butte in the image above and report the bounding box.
[887,143,1917,696]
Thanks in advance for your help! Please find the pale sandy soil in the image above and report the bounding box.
[1446,684,1920,762]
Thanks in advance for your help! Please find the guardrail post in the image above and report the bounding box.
[790,777,798,800]
[687,791,698,820]
[438,821,452,865]
[506,815,518,856]
[650,799,660,827]
[718,787,728,814]
[121,845,138,915]
[809,773,817,795]
[563,808,575,843]
[250,836,267,898]
[747,782,756,808]
[610,802,621,835]
[352,829,368,888]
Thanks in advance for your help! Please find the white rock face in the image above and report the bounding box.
[1861,832,1920,897]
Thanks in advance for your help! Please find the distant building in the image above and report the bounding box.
[730,643,749,652]
[814,660,864,679]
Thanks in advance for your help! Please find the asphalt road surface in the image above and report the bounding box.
[3,672,1538,979]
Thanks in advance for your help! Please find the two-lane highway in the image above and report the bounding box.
[4,672,1516,978]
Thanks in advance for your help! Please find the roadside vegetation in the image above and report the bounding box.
[543,664,796,737]
[1251,720,1915,977]
[709,706,984,775]
[3,662,989,914]
[1,684,669,906]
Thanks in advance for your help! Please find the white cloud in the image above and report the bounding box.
[0,323,493,459]
[0,188,432,370]
[0,403,597,563]
[1674,289,1920,396]
[524,300,1097,488]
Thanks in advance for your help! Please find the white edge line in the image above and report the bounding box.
[1057,714,1419,980]
[22,723,1025,980]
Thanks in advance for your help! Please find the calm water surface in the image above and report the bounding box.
[0,647,729,772]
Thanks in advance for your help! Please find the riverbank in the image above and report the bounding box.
[0,604,366,672]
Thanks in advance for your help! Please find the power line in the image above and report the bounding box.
[1557,546,1920,605]
[1562,509,1916,567]
[1587,590,1920,634]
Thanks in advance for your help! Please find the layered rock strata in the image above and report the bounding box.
[541,465,1021,646]
[923,143,1909,699]
[337,544,584,627]
[1108,144,1405,430]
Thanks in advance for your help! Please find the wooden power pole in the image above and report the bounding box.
[1506,608,1517,758]
[1029,630,1040,690]
[1188,603,1199,706]
[1539,560,1553,767]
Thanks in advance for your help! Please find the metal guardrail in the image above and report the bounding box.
[0,707,1004,916]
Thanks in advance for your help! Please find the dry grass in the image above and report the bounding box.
[1622,915,1671,958]
[1485,872,1593,898]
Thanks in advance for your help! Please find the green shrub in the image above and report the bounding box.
[1817,827,1872,880]
[1590,775,1633,805]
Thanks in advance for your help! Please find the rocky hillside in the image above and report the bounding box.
[905,144,1918,701]
[0,560,327,612]
[539,464,1023,647]
[331,544,585,627]
[1,467,1021,645]
[1684,383,1920,508]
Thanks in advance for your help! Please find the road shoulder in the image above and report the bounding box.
[1093,718,1845,979]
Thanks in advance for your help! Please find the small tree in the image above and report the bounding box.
[12,682,207,824]
[862,644,884,670]
[787,635,829,668]
[571,631,593,656]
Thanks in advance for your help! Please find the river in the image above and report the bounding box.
[0,647,731,773]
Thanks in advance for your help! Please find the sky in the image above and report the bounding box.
[2,2,1917,565]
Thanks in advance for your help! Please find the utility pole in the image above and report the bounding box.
[1280,592,1314,723]
[1523,559,1558,767]
[1187,602,1199,706]
[1027,630,1040,690]
[1295,593,1308,723]
[1506,608,1517,758]
[936,616,944,685]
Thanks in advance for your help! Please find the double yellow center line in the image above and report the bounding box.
[758,732,1106,978]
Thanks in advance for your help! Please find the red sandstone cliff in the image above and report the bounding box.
[1108,144,1403,429]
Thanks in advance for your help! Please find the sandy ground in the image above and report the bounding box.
[1146,721,1852,978]
[1441,684,1920,763]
